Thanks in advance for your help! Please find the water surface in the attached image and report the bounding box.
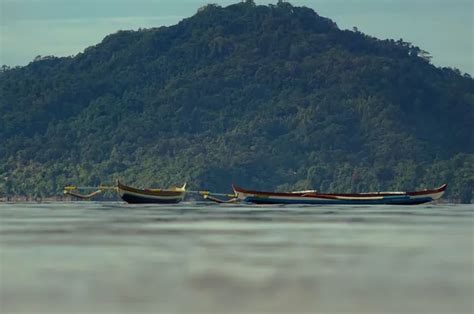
[1,202,473,314]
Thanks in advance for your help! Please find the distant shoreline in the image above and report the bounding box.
[0,196,119,203]
[0,197,465,205]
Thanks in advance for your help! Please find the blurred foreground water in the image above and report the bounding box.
[0,202,473,314]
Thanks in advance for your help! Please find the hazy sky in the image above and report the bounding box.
[1,0,473,75]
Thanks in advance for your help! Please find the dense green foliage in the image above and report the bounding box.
[1,2,473,202]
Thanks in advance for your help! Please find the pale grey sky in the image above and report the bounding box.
[1,0,473,75]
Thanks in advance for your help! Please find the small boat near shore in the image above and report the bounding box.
[117,180,186,204]
[231,184,447,205]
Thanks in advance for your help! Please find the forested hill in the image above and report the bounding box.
[0,1,473,202]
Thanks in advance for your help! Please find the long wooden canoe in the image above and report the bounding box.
[117,180,186,204]
[232,184,447,205]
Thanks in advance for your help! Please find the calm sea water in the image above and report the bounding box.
[0,202,473,314]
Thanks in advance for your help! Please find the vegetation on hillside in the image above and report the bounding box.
[0,1,473,202]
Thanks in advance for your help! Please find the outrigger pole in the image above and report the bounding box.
[64,185,117,191]
[63,185,117,200]
[191,190,238,203]
[189,190,237,198]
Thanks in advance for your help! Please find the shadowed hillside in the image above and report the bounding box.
[0,1,473,202]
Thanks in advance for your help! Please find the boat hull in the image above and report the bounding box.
[119,193,184,204]
[233,184,447,205]
[117,181,186,204]
[242,196,434,205]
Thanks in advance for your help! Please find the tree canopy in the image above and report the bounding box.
[0,2,473,202]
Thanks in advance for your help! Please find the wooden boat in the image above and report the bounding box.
[117,180,186,204]
[231,184,447,205]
